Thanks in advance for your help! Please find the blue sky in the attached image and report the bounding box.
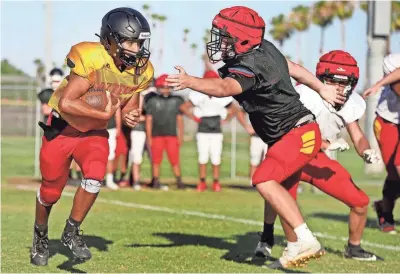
[1,0,400,90]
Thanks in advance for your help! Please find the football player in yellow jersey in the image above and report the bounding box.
[31,8,154,266]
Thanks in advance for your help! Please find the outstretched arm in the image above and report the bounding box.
[166,66,243,97]
[286,59,345,106]
[363,68,400,97]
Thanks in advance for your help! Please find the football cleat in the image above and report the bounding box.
[30,225,49,266]
[344,245,377,261]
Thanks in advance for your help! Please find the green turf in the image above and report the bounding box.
[1,137,398,273]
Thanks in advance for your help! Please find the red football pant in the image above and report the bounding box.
[151,136,180,165]
[294,151,369,208]
[252,123,322,193]
[115,131,128,158]
[39,121,109,205]
[374,115,400,199]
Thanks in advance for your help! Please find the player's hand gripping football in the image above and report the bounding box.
[319,84,346,108]
[166,66,192,91]
[124,109,141,128]
[104,91,120,120]
[362,149,381,164]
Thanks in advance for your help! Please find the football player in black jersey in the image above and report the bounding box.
[166,6,345,268]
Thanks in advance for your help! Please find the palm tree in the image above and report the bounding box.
[183,28,190,43]
[289,5,310,64]
[312,1,335,55]
[151,13,159,28]
[333,1,355,50]
[34,59,46,87]
[269,14,293,51]
[190,43,198,56]
[157,15,167,70]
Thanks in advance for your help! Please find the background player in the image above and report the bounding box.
[180,69,236,192]
[145,74,185,190]
[364,54,400,234]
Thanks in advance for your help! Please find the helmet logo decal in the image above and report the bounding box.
[337,67,346,72]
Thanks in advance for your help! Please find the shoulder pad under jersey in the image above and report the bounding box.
[66,42,107,80]
[338,92,366,124]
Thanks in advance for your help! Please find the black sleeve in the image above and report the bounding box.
[37,88,54,104]
[144,98,153,115]
[224,66,257,93]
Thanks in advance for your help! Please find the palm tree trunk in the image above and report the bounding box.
[340,20,346,50]
[319,27,325,55]
[386,35,391,55]
[296,32,302,64]
[158,23,165,71]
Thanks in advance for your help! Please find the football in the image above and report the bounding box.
[80,91,118,110]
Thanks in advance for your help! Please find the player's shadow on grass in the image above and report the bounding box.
[46,235,113,273]
[309,212,376,228]
[126,232,309,273]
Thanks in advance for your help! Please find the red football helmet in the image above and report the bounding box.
[203,70,220,79]
[155,74,169,88]
[207,6,265,63]
[316,50,359,110]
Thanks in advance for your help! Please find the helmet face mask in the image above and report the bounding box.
[321,75,353,111]
[207,27,236,63]
[206,6,265,63]
[316,50,359,112]
[98,8,151,70]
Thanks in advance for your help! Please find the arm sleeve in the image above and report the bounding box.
[225,66,257,93]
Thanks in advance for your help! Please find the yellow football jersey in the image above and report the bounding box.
[48,42,154,132]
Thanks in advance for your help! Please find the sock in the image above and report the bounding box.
[67,217,82,228]
[106,173,114,185]
[261,223,274,246]
[286,241,300,257]
[348,241,361,250]
[176,176,182,184]
[120,172,126,180]
[35,223,48,232]
[77,171,83,180]
[134,180,140,185]
[294,223,315,242]
[200,177,206,183]
[213,178,219,183]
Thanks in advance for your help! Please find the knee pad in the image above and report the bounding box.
[37,187,60,206]
[81,179,102,194]
[82,160,107,182]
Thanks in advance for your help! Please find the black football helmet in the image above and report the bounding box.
[98,7,151,70]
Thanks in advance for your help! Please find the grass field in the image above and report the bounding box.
[1,136,399,273]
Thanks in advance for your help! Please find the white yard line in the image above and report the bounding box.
[15,184,400,252]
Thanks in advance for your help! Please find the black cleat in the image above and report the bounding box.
[61,220,92,261]
[30,225,49,266]
[344,245,377,261]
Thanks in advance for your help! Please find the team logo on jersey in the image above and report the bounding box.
[300,130,316,155]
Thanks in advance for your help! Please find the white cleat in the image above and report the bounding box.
[106,181,120,190]
[254,241,272,258]
[268,238,325,269]
[133,183,141,191]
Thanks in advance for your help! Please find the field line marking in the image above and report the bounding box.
[15,184,400,252]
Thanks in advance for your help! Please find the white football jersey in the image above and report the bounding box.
[296,85,366,142]
[376,85,400,124]
[188,91,233,120]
